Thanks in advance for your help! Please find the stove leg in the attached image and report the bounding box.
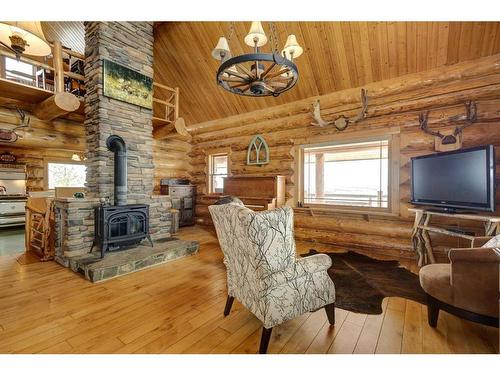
[147,234,154,247]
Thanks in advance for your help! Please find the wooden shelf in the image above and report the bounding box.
[152,117,173,127]
[417,225,476,241]
[408,208,500,223]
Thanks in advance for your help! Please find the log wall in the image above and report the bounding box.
[0,105,190,194]
[0,146,77,192]
[187,54,500,260]
[0,106,85,151]
[153,137,191,193]
[0,106,85,192]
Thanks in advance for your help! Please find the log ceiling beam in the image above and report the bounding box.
[33,92,81,121]
[186,54,500,137]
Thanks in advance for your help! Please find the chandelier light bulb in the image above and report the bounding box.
[211,36,231,60]
[244,21,268,48]
[282,34,303,60]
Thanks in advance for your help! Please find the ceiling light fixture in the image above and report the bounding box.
[71,153,86,162]
[0,21,51,59]
[211,22,303,97]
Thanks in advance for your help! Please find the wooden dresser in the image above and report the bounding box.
[167,184,196,226]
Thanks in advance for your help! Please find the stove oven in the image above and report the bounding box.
[0,167,27,228]
[0,196,27,227]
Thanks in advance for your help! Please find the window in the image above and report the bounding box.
[4,57,36,86]
[208,154,228,194]
[300,138,393,211]
[47,162,87,190]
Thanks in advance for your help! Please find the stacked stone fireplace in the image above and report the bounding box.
[54,22,178,268]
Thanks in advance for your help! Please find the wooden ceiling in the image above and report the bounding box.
[154,22,500,125]
[35,22,500,125]
[41,21,85,55]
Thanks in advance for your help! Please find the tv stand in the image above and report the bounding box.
[426,207,477,215]
[408,208,500,266]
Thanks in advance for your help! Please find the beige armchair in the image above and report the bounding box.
[209,202,336,353]
[419,235,500,328]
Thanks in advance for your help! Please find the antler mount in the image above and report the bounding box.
[419,101,477,151]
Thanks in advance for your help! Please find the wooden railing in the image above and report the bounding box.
[152,82,178,126]
[0,41,85,97]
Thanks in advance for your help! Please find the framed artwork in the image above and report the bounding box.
[102,59,153,109]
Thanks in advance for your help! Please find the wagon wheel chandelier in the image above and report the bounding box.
[211,22,303,97]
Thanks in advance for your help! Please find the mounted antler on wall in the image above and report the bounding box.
[311,89,368,131]
[419,101,477,152]
[0,107,31,143]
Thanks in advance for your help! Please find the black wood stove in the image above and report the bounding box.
[92,135,153,258]
[93,203,153,258]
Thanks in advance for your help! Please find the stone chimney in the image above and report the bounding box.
[84,21,155,203]
[53,22,173,267]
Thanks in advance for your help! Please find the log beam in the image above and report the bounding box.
[186,54,500,135]
[153,117,191,140]
[33,92,81,121]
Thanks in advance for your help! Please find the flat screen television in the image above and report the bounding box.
[411,145,496,212]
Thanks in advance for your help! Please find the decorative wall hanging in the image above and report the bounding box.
[102,59,153,109]
[247,135,270,165]
[211,22,303,97]
[419,101,477,152]
[311,89,369,130]
[0,108,31,144]
[0,152,17,163]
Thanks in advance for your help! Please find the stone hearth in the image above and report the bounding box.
[69,238,199,283]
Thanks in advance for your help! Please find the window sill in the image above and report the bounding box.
[294,206,400,218]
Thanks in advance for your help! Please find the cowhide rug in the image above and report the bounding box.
[303,250,427,315]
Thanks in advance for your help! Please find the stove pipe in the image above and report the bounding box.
[106,135,127,206]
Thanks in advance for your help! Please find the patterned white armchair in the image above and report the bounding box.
[209,202,336,353]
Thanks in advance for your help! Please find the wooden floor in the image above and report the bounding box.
[0,225,497,354]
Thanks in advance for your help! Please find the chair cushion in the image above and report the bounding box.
[483,234,500,248]
[419,264,453,305]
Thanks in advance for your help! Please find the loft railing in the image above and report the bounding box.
[0,41,85,98]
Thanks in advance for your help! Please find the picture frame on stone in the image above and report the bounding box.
[102,59,153,109]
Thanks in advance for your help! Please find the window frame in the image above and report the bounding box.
[207,153,230,195]
[44,159,87,191]
[296,134,400,216]
[3,56,37,86]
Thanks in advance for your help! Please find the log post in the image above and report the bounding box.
[175,87,180,120]
[52,40,64,93]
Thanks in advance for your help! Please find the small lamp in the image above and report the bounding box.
[211,36,230,61]
[244,21,268,48]
[0,22,51,57]
[282,34,303,60]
